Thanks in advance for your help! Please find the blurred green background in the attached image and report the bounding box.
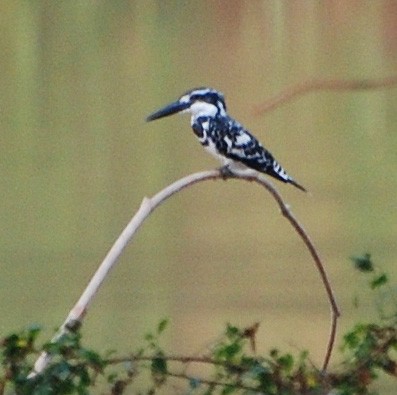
[1,1,397,392]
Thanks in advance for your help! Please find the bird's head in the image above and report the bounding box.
[146,87,227,122]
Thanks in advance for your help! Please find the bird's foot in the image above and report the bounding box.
[218,165,235,180]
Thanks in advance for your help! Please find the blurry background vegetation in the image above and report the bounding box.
[0,1,396,392]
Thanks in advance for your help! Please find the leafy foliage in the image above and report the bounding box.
[0,256,396,394]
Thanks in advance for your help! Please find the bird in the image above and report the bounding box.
[146,87,306,192]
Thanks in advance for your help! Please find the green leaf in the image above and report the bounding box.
[78,348,105,370]
[218,342,242,361]
[107,372,118,383]
[144,333,155,343]
[157,319,169,334]
[151,354,167,375]
[51,360,72,381]
[298,350,309,362]
[277,353,294,371]
[350,253,373,272]
[75,364,91,387]
[151,353,167,387]
[370,273,388,289]
[225,324,240,338]
[26,324,41,342]
[221,384,236,394]
[343,328,360,349]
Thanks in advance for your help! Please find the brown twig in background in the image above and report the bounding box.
[254,75,397,115]
[29,169,338,377]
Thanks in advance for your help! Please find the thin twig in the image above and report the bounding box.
[111,353,268,392]
[229,172,340,372]
[254,75,397,115]
[29,170,338,377]
[108,354,239,370]
[166,371,258,392]
[107,354,328,392]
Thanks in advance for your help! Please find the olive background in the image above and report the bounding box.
[1,2,397,393]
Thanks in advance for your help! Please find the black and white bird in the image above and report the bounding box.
[146,87,306,192]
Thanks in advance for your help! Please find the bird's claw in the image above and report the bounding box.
[218,165,235,180]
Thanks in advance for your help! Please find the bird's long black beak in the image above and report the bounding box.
[146,100,190,122]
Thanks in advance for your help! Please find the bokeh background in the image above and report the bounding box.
[1,1,397,393]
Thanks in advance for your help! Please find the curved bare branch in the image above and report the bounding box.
[29,169,338,377]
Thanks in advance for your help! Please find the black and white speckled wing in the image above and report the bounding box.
[193,116,306,191]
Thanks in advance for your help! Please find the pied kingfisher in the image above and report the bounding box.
[146,87,306,192]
